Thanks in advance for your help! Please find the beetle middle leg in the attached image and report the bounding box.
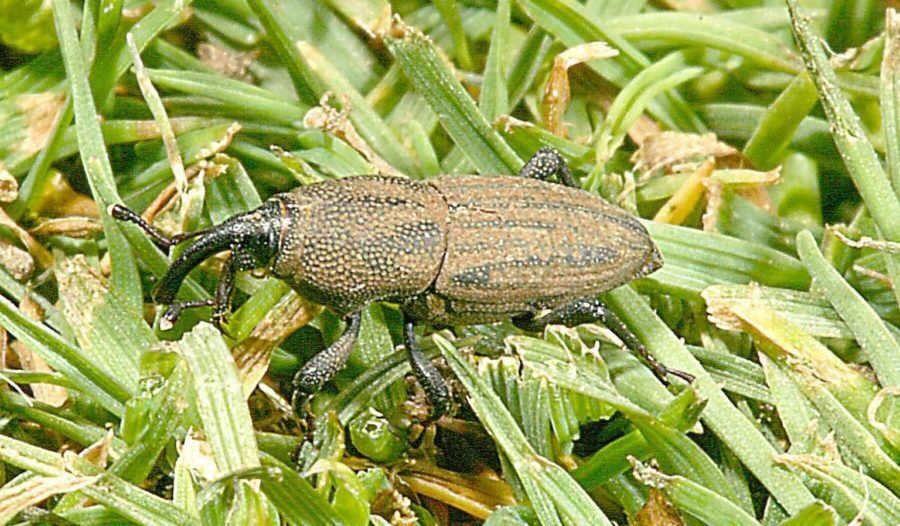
[513,298,694,383]
[404,322,451,419]
[291,311,362,416]
[518,147,577,188]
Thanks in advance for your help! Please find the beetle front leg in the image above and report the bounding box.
[518,147,577,188]
[210,250,259,329]
[291,311,362,416]
[513,298,694,383]
[404,322,451,419]
[156,252,243,331]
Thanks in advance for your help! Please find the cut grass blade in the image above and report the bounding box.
[178,323,261,475]
[632,460,759,526]
[743,74,818,170]
[434,335,615,526]
[0,435,194,526]
[777,502,838,526]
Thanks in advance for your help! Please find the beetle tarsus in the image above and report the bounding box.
[518,147,577,188]
[159,299,214,330]
[513,298,694,384]
[291,311,362,417]
[404,322,451,419]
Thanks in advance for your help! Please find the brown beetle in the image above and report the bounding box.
[112,148,691,417]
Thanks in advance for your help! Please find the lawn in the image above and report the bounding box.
[0,0,898,525]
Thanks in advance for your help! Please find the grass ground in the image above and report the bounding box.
[0,0,898,525]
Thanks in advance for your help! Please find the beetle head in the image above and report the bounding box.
[153,201,282,304]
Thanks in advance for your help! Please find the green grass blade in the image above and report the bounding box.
[433,0,473,71]
[879,10,900,312]
[89,0,197,107]
[146,68,306,125]
[606,12,801,73]
[0,295,128,414]
[386,28,522,174]
[52,0,142,312]
[776,454,900,525]
[258,453,343,526]
[796,230,900,387]
[595,53,702,163]
[478,0,510,122]
[788,0,900,245]
[178,323,260,474]
[0,435,194,526]
[632,461,759,526]
[54,256,156,392]
[516,0,702,132]
[604,286,816,514]
[743,74,818,170]
[777,502,838,526]
[885,10,900,195]
[0,390,123,449]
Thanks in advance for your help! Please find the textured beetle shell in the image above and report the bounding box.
[271,176,448,315]
[405,175,661,324]
[271,174,660,323]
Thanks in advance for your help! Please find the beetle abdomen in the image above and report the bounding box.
[426,175,661,321]
[271,176,448,315]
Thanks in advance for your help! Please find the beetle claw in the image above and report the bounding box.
[157,299,215,331]
[160,307,180,331]
[665,367,695,384]
[211,309,229,332]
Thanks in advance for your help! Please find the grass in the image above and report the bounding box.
[0,0,898,525]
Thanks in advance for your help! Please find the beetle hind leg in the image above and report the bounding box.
[291,311,362,416]
[404,322,452,419]
[513,298,695,383]
[517,147,577,188]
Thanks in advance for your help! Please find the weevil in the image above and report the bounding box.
[112,148,693,418]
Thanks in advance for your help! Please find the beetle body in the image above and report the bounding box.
[271,174,661,324]
[113,148,685,418]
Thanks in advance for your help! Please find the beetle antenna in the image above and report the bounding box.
[109,204,210,248]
